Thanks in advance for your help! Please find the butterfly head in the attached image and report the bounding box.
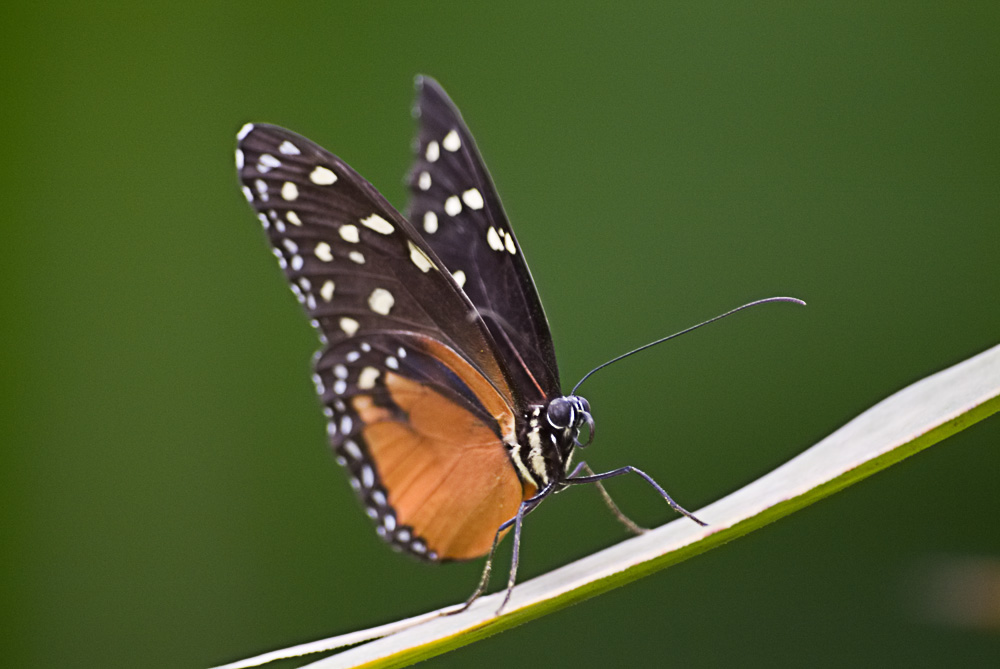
[546,395,595,450]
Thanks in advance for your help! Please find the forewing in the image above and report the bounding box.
[236,123,512,400]
[406,77,560,403]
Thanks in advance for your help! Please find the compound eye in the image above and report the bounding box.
[546,398,574,428]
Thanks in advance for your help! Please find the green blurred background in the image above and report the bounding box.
[4,2,998,667]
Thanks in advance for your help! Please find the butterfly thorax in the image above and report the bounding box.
[508,395,593,489]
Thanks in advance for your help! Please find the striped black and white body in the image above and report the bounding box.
[509,396,593,491]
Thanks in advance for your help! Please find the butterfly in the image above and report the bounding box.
[235,76,707,610]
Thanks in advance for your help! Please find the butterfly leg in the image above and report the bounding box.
[496,483,555,614]
[565,461,648,536]
[448,484,554,616]
[452,518,515,615]
[565,466,707,527]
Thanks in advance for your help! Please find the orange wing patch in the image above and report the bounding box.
[353,372,534,560]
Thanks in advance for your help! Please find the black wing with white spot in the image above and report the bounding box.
[406,76,560,404]
[236,123,510,385]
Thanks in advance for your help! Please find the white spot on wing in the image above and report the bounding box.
[339,224,360,243]
[423,211,438,234]
[360,214,394,235]
[320,280,335,302]
[278,140,300,155]
[418,171,431,191]
[357,366,380,390]
[452,270,466,288]
[349,250,365,264]
[367,288,395,315]
[442,129,461,152]
[361,464,375,489]
[487,226,504,252]
[281,181,299,201]
[286,210,302,226]
[258,153,281,173]
[425,141,440,162]
[235,149,244,169]
[315,242,333,262]
[242,186,253,202]
[237,123,254,141]
[310,165,337,185]
[291,255,304,271]
[504,231,517,254]
[444,195,462,216]
[344,440,363,461]
[462,188,484,210]
[407,240,435,272]
[340,317,360,336]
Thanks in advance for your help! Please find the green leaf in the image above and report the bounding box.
[213,341,1000,669]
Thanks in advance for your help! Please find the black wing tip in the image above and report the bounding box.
[414,74,438,90]
[413,75,445,118]
[411,76,465,125]
[413,75,451,102]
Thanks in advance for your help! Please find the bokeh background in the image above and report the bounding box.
[4,3,998,667]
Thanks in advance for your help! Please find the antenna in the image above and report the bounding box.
[570,296,805,395]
